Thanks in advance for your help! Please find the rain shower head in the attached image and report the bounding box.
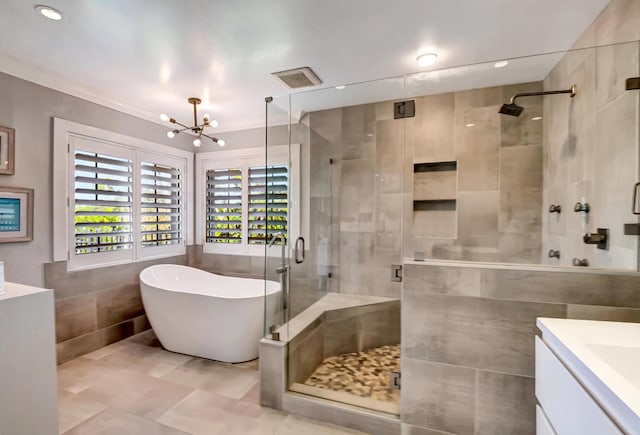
[498,103,524,117]
[498,85,576,117]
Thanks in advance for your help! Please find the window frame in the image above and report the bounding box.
[53,118,194,271]
[195,144,301,257]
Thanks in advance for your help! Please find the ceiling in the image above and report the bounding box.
[0,0,610,134]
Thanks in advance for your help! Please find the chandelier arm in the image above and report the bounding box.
[173,126,193,133]
[200,132,220,142]
[170,120,191,130]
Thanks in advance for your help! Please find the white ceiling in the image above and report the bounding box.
[0,0,610,134]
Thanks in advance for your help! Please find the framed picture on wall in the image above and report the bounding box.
[0,126,15,175]
[0,187,33,243]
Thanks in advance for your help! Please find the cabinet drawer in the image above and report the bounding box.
[536,405,555,435]
[535,337,621,435]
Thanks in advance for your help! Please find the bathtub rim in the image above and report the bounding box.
[139,264,280,299]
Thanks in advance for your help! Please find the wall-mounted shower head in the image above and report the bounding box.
[498,85,576,117]
[498,103,524,117]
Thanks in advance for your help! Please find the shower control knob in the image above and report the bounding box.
[548,249,560,259]
[548,204,562,213]
[572,258,589,267]
[574,202,590,213]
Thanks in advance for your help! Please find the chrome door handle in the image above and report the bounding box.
[633,182,640,215]
[294,237,305,264]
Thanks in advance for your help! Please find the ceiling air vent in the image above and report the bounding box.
[271,67,322,89]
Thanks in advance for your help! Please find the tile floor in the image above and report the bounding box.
[57,330,366,435]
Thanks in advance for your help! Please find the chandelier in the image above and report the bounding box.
[160,97,225,147]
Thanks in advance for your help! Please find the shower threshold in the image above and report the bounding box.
[289,344,400,415]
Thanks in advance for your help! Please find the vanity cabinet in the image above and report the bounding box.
[535,336,622,434]
[0,282,58,435]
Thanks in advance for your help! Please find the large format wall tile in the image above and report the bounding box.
[55,293,97,343]
[341,105,376,160]
[402,291,566,376]
[475,371,536,435]
[96,283,144,329]
[403,264,482,297]
[45,255,187,300]
[455,106,500,192]
[482,268,640,308]
[594,0,640,45]
[401,358,476,435]
[340,159,376,232]
[567,304,640,322]
[376,120,405,194]
[288,320,325,385]
[413,94,455,163]
[457,191,499,247]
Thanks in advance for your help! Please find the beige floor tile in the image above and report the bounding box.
[240,382,261,405]
[82,340,129,360]
[58,331,369,435]
[161,358,259,400]
[213,408,287,435]
[58,390,107,433]
[155,390,241,434]
[91,342,193,378]
[57,357,118,394]
[275,415,368,435]
[62,407,189,435]
[74,369,194,420]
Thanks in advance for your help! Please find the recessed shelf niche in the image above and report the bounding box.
[413,161,457,238]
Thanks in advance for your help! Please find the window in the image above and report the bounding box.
[73,150,134,256]
[248,165,288,245]
[140,161,183,248]
[206,168,242,244]
[63,132,190,270]
[197,145,300,256]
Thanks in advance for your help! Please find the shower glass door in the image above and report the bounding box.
[263,95,293,335]
[273,75,407,415]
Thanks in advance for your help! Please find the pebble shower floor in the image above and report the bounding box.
[303,344,400,404]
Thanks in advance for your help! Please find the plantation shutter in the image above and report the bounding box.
[206,168,242,243]
[74,151,133,254]
[248,165,288,245]
[140,162,183,247]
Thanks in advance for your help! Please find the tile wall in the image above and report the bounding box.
[401,261,640,435]
[47,254,187,364]
[543,0,640,269]
[307,81,545,301]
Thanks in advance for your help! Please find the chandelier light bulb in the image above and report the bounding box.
[193,138,202,147]
[203,114,210,121]
[210,119,219,128]
[160,113,170,122]
[217,139,225,147]
[167,131,176,139]
[35,5,63,21]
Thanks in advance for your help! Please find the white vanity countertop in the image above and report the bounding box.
[0,281,52,301]
[537,318,640,433]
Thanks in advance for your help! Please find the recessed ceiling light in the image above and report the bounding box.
[416,51,440,68]
[465,123,475,128]
[494,61,509,68]
[35,5,63,21]
[335,85,346,90]
[532,116,543,121]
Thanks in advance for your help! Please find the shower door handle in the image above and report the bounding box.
[294,237,305,264]
[633,183,640,215]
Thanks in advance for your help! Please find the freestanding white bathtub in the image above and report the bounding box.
[139,264,281,363]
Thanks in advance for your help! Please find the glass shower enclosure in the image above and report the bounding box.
[263,39,640,416]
